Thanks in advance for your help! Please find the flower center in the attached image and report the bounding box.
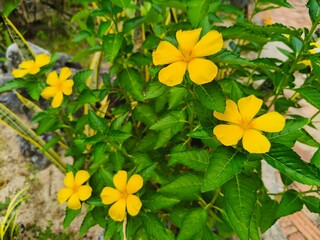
[72,184,79,193]
[239,117,253,130]
[181,49,193,62]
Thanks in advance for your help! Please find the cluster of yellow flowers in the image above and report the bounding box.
[12,28,288,223]
[58,170,143,222]
[152,28,286,153]
[12,54,74,108]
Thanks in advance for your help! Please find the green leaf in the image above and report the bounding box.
[133,104,157,127]
[291,36,303,53]
[107,130,132,143]
[63,208,81,229]
[79,211,96,237]
[168,149,209,171]
[186,0,211,27]
[168,87,187,110]
[263,143,320,185]
[140,213,173,240]
[218,78,244,102]
[102,33,123,62]
[268,118,309,147]
[311,148,320,169]
[298,128,320,147]
[202,146,246,192]
[72,30,91,42]
[222,26,269,44]
[276,190,303,218]
[158,172,202,200]
[150,110,186,130]
[0,79,25,92]
[259,195,279,233]
[142,192,180,212]
[73,69,93,93]
[110,151,125,171]
[177,208,208,240]
[222,174,259,240]
[297,87,320,109]
[154,123,184,149]
[307,0,320,23]
[302,196,320,214]
[119,68,144,101]
[25,81,42,101]
[123,16,145,33]
[187,128,211,139]
[88,110,106,132]
[111,0,131,8]
[144,81,168,99]
[195,82,226,112]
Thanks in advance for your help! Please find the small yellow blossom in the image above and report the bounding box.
[213,95,285,153]
[12,54,50,78]
[152,28,223,86]
[57,170,92,210]
[40,67,74,108]
[100,170,143,222]
[263,13,273,26]
[309,42,320,54]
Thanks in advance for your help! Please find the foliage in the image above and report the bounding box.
[1,0,320,239]
[0,187,28,240]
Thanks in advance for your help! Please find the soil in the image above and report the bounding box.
[0,124,103,239]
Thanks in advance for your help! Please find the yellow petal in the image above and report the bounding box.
[213,124,244,146]
[191,30,223,58]
[64,172,75,188]
[108,199,126,222]
[113,170,127,192]
[35,54,50,67]
[214,99,242,125]
[46,71,59,86]
[52,92,63,108]
[251,112,285,132]
[78,185,92,201]
[242,129,270,153]
[75,170,90,186]
[187,58,218,84]
[62,80,74,95]
[67,194,81,210]
[28,66,41,75]
[126,194,142,216]
[100,187,122,205]
[126,174,143,194]
[176,28,201,57]
[158,61,187,86]
[57,188,73,203]
[19,60,35,69]
[152,41,184,65]
[41,87,57,99]
[12,69,28,78]
[59,67,72,81]
[238,95,263,125]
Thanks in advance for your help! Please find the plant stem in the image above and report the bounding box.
[123,216,127,240]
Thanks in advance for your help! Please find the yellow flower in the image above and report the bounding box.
[100,170,143,222]
[152,28,223,86]
[57,170,92,210]
[40,67,74,108]
[213,95,285,153]
[263,13,273,26]
[309,42,320,54]
[12,54,50,78]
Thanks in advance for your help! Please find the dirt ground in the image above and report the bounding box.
[0,124,102,239]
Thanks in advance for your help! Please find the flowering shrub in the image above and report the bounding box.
[1,0,320,239]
